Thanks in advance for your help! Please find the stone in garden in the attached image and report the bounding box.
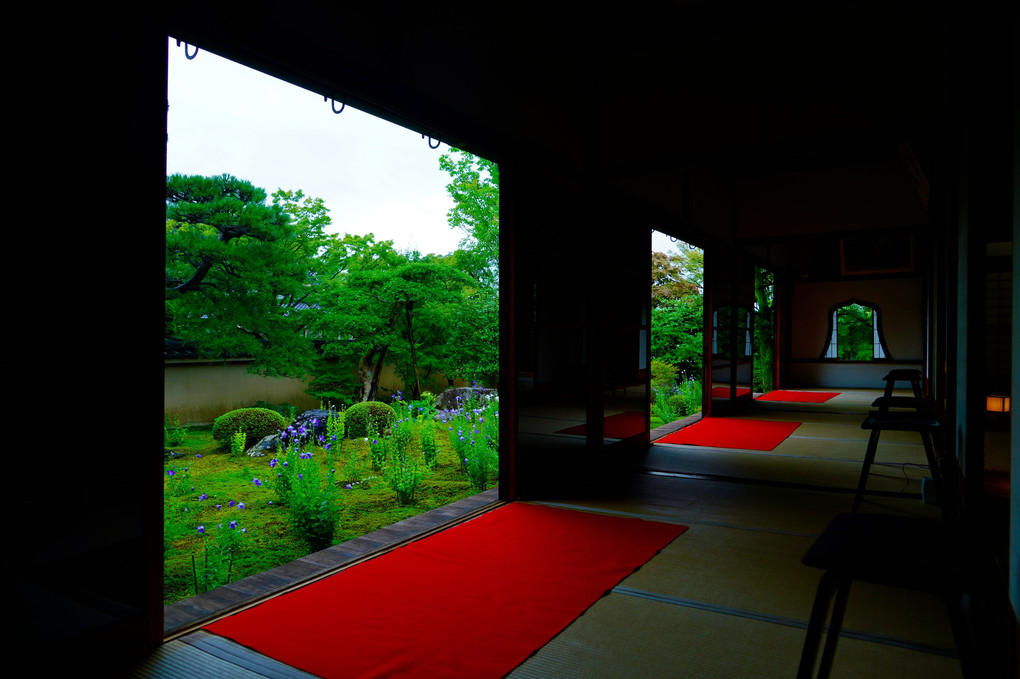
[246,434,276,457]
[290,409,333,438]
[435,387,498,411]
[245,409,337,457]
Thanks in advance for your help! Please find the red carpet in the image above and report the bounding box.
[655,417,801,450]
[756,390,839,403]
[204,502,686,679]
[556,410,646,438]
[711,386,751,398]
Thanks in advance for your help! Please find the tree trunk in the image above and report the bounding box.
[368,345,388,401]
[404,302,423,399]
[359,345,388,402]
[359,353,374,402]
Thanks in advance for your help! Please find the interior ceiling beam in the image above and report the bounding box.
[596,123,938,184]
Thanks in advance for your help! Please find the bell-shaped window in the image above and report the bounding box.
[821,300,890,361]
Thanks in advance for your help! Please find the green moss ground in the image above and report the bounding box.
[163,423,489,606]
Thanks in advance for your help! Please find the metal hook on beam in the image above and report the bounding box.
[422,133,441,150]
[324,95,345,114]
[176,39,199,60]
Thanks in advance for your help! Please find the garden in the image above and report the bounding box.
[649,358,703,429]
[162,389,498,606]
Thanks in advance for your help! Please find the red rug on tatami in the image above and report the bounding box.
[655,417,801,450]
[756,390,840,403]
[556,411,646,438]
[711,386,752,398]
[204,503,687,679]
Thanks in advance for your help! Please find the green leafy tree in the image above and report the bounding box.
[836,303,874,361]
[361,254,475,399]
[442,283,499,386]
[165,174,331,377]
[304,234,403,405]
[436,147,500,385]
[651,295,703,379]
[651,248,703,307]
[753,266,776,393]
[439,148,499,287]
[651,244,704,381]
[310,245,475,401]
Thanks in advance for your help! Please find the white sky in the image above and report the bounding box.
[166,37,683,257]
[166,37,463,255]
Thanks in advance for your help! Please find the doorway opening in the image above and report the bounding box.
[163,37,500,631]
[650,230,704,430]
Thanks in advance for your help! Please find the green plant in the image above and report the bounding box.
[344,401,397,438]
[667,394,684,416]
[326,408,346,445]
[650,359,679,400]
[386,455,426,505]
[164,465,192,498]
[285,469,339,552]
[382,419,428,504]
[367,422,388,471]
[420,419,438,467]
[337,447,368,486]
[231,430,247,456]
[163,466,196,555]
[390,419,414,457]
[679,378,703,415]
[652,387,678,422]
[464,438,497,491]
[164,414,187,447]
[445,397,499,490]
[478,399,499,452]
[269,444,340,552]
[212,407,288,449]
[191,516,248,594]
[653,377,703,424]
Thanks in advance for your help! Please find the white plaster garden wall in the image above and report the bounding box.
[789,278,924,388]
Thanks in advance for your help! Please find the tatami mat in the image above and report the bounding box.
[641,444,929,496]
[508,592,963,679]
[774,435,927,462]
[542,473,942,536]
[622,524,956,649]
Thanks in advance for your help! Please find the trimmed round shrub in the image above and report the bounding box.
[212,407,288,450]
[344,401,398,438]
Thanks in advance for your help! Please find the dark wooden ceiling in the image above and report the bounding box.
[163,0,1013,271]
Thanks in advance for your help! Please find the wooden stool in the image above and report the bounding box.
[796,513,1003,679]
[853,411,948,519]
[870,396,932,415]
[882,368,925,399]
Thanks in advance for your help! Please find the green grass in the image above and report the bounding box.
[163,422,491,606]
